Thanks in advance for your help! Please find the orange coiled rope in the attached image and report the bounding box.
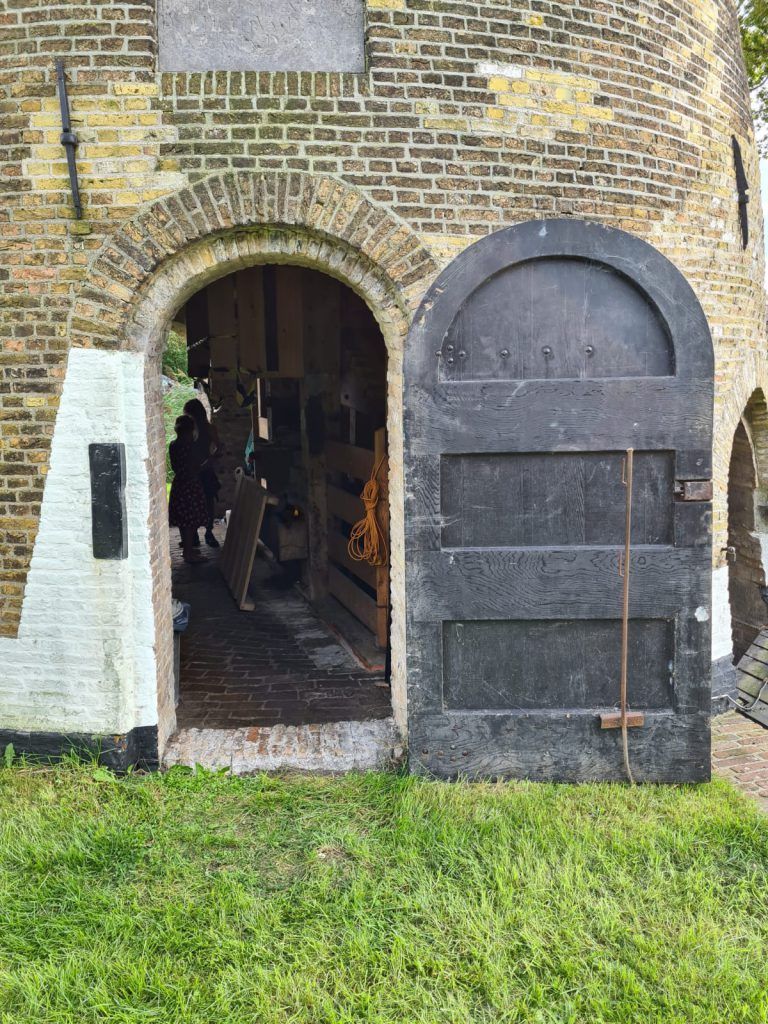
[347,456,388,567]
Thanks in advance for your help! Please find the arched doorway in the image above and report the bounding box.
[164,264,394,734]
[72,170,440,762]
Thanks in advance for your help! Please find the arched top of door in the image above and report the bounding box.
[409,219,713,383]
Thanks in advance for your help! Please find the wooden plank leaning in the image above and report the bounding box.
[220,468,271,611]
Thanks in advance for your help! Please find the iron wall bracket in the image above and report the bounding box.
[56,59,83,219]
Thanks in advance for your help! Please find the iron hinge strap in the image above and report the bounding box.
[55,59,83,220]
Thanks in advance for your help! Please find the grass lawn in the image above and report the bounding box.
[1,764,767,1024]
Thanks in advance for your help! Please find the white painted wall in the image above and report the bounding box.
[711,564,732,662]
[0,348,158,735]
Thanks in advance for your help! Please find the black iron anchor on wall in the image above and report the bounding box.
[55,58,83,219]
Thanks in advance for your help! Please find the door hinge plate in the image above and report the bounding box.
[675,479,712,502]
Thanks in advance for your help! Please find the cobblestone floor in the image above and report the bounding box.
[171,524,391,729]
[712,710,768,810]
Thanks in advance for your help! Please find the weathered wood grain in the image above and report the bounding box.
[442,256,672,381]
[440,450,674,548]
[326,440,374,481]
[735,673,768,700]
[744,642,768,665]
[442,618,674,710]
[328,565,378,634]
[328,531,377,588]
[407,379,710,454]
[410,547,708,620]
[220,474,269,611]
[737,654,768,683]
[407,218,714,382]
[409,710,711,783]
[236,266,266,374]
[328,484,364,527]
[207,274,238,370]
[275,266,304,377]
[748,633,768,655]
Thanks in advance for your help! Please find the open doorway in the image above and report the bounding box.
[162,266,392,730]
[727,403,768,664]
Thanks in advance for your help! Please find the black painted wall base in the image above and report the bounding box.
[712,655,740,716]
[0,725,159,771]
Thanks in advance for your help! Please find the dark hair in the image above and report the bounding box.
[174,414,195,436]
[183,398,209,430]
[183,397,212,449]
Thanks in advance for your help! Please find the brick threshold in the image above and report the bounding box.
[163,717,401,774]
[164,711,768,790]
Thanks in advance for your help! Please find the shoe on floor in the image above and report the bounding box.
[205,529,220,549]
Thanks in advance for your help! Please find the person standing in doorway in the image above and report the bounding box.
[168,414,208,564]
[184,397,221,548]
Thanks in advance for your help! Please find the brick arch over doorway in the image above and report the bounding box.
[69,171,439,750]
[70,170,438,353]
[0,171,438,641]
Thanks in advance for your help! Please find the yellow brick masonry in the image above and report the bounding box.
[23,82,184,210]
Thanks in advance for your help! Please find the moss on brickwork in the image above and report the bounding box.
[0,0,765,636]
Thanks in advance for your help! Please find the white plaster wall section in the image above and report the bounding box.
[0,348,157,734]
[475,61,524,79]
[119,351,158,728]
[711,565,732,661]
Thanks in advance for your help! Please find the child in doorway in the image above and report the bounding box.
[168,414,208,564]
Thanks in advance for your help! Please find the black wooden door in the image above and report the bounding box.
[404,219,713,782]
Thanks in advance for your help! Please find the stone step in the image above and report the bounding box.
[163,718,401,774]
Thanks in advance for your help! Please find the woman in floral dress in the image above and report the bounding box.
[183,397,221,548]
[168,414,208,564]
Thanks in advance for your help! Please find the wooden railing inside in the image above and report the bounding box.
[326,428,389,648]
